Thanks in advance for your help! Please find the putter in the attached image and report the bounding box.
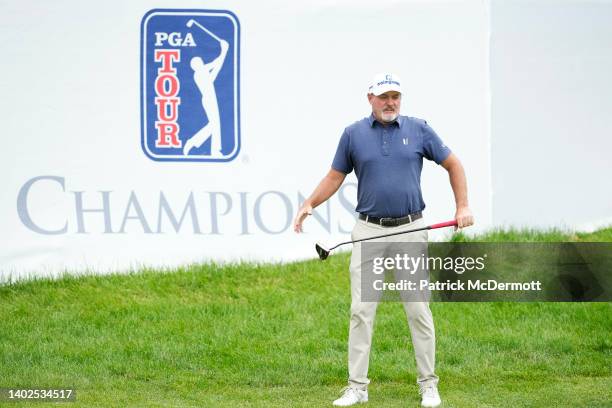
[315,220,458,260]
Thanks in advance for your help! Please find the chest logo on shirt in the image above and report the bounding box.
[140,9,241,162]
[403,137,409,145]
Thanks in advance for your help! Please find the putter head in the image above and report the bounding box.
[315,242,330,261]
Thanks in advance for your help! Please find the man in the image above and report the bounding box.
[183,36,229,157]
[293,73,474,407]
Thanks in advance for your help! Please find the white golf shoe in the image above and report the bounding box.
[332,386,368,406]
[420,384,441,407]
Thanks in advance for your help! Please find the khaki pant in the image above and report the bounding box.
[347,217,438,390]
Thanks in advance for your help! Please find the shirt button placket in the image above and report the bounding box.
[382,129,391,156]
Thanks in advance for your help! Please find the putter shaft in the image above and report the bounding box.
[317,219,458,260]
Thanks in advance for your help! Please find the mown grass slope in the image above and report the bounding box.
[1,228,611,407]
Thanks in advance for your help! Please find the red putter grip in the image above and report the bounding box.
[429,220,458,229]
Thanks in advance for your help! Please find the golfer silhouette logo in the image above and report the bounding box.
[140,10,241,162]
[183,20,228,157]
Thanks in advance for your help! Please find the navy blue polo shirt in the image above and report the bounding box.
[332,114,451,218]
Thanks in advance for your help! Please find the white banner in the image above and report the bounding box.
[2,0,492,280]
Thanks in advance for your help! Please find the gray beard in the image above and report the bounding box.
[381,112,399,123]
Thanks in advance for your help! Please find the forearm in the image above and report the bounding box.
[209,42,229,77]
[447,162,469,209]
[303,169,345,209]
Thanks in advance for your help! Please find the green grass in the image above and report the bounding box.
[1,228,611,407]
[450,225,612,242]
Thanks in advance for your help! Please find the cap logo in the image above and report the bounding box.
[376,80,400,86]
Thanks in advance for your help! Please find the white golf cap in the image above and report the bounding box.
[368,73,402,96]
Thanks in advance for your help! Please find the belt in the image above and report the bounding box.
[359,212,422,227]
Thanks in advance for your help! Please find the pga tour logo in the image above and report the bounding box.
[140,9,240,162]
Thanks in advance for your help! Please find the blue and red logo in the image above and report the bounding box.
[140,9,240,162]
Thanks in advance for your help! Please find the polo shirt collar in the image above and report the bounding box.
[368,113,402,128]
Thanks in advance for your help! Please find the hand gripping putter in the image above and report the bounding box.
[315,220,458,260]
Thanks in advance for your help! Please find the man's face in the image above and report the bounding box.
[368,91,401,123]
